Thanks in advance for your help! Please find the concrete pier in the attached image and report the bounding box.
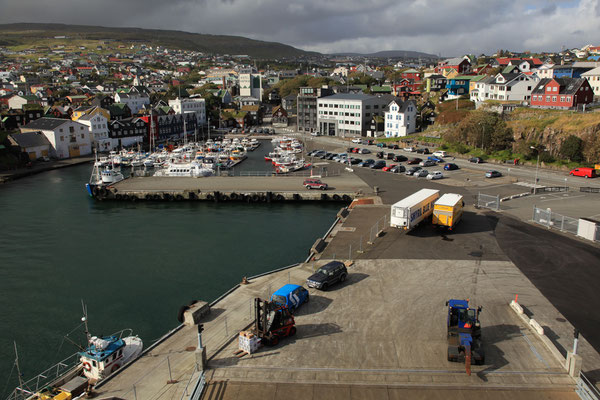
[95,174,369,202]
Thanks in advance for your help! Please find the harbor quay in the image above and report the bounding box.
[95,173,370,202]
[89,198,600,400]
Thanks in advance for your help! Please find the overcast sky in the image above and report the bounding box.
[1,0,599,56]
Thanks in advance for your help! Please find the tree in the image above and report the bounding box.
[560,135,584,162]
[448,110,513,152]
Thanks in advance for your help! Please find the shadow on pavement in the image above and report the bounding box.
[296,295,333,315]
[325,272,370,292]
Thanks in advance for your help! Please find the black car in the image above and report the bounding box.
[386,153,395,160]
[386,143,395,149]
[444,163,459,171]
[392,144,400,150]
[415,148,430,154]
[393,154,408,162]
[469,157,484,164]
[370,160,386,169]
[306,261,348,290]
[376,151,385,159]
[359,159,375,167]
[349,157,361,165]
[407,157,422,165]
[326,153,337,160]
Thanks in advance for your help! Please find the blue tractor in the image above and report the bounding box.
[446,299,484,375]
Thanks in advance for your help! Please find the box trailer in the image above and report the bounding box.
[433,193,464,230]
[390,189,440,230]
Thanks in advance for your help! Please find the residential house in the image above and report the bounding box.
[316,93,393,137]
[271,105,288,127]
[240,105,263,126]
[425,75,447,92]
[551,64,594,79]
[365,116,385,138]
[91,95,115,109]
[296,86,334,134]
[114,88,150,114]
[445,76,474,99]
[581,66,600,100]
[435,57,471,77]
[20,117,92,158]
[1,108,44,130]
[530,78,594,109]
[108,117,146,148]
[71,106,110,121]
[66,95,89,105]
[383,99,417,137]
[282,94,296,113]
[8,95,41,110]
[77,112,111,150]
[470,73,538,104]
[45,105,73,119]
[8,131,52,160]
[168,97,206,126]
[108,103,132,121]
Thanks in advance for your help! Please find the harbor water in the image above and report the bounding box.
[0,140,340,393]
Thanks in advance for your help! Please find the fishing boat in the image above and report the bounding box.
[85,152,125,197]
[6,306,143,400]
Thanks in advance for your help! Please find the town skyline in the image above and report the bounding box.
[1,0,599,56]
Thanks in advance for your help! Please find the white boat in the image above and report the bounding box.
[154,162,213,177]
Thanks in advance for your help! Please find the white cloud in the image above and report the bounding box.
[0,0,598,56]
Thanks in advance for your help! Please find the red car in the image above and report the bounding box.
[303,178,328,190]
[351,147,360,153]
[570,167,597,178]
[382,164,397,172]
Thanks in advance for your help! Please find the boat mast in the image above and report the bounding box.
[150,109,155,153]
[14,341,24,398]
[81,300,91,344]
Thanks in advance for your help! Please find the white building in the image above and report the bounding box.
[78,113,112,151]
[317,93,392,137]
[470,73,538,104]
[239,73,263,100]
[383,99,417,137]
[20,117,92,159]
[8,95,29,110]
[114,90,149,114]
[168,97,206,126]
[535,63,555,79]
[582,66,600,101]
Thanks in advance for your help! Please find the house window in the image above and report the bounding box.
[552,96,557,102]
[566,96,571,101]
[60,136,64,141]
[546,96,551,102]
[560,96,565,102]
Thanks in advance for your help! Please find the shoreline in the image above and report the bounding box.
[0,156,94,184]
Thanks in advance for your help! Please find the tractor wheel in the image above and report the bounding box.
[289,327,297,337]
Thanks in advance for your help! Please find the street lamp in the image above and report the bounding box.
[530,145,545,195]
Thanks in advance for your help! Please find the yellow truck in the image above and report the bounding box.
[432,193,464,230]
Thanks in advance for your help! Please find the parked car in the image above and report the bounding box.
[257,128,264,133]
[382,164,396,172]
[419,160,436,167]
[349,157,361,165]
[312,150,326,158]
[485,170,502,178]
[346,147,355,153]
[270,284,309,312]
[325,153,337,160]
[390,165,406,173]
[306,261,348,290]
[407,157,423,165]
[414,169,429,177]
[352,138,362,143]
[403,146,415,152]
[359,159,375,167]
[469,157,484,164]
[370,160,386,169]
[405,166,422,176]
[304,178,328,190]
[386,153,395,160]
[427,156,444,163]
[444,163,459,171]
[432,150,448,157]
[392,144,400,150]
[427,171,444,180]
[358,148,371,154]
[376,151,385,159]
[376,143,386,148]
[351,147,361,153]
[569,167,597,178]
[393,154,408,162]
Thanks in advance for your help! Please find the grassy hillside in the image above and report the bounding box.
[0,23,318,59]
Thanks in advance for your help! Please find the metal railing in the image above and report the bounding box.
[477,193,500,211]
[327,213,390,260]
[532,206,579,236]
[239,169,342,177]
[581,187,600,193]
[535,186,569,193]
[6,353,80,400]
[577,372,600,400]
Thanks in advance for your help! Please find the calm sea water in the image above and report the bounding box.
[0,141,339,393]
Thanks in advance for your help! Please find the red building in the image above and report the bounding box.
[531,78,593,109]
[401,69,422,82]
[435,57,471,75]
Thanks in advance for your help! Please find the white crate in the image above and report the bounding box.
[238,333,261,354]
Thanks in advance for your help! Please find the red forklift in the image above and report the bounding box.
[254,298,296,346]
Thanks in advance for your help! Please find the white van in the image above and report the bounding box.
[432,150,448,157]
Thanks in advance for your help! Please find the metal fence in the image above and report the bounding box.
[328,213,390,260]
[532,206,579,236]
[581,187,600,193]
[536,186,569,193]
[477,193,500,211]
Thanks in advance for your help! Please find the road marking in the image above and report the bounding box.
[540,194,586,202]
[521,332,550,368]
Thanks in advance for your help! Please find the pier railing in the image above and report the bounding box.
[326,213,390,261]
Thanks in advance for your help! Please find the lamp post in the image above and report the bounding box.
[530,145,543,195]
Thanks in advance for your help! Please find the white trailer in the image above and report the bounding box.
[390,189,440,230]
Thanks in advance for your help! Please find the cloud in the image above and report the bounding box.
[0,0,597,56]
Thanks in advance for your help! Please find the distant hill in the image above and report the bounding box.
[331,50,439,59]
[0,23,319,59]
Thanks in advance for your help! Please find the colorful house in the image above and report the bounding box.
[530,78,593,109]
[445,76,474,99]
